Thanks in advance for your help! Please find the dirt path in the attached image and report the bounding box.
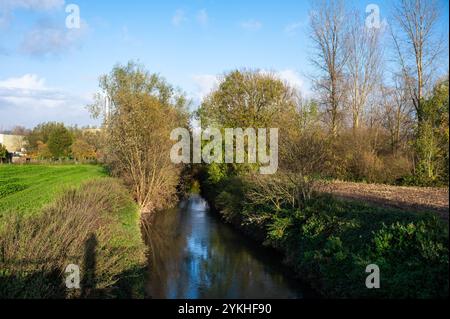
[319,181,449,221]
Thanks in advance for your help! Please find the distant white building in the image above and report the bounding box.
[0,134,27,153]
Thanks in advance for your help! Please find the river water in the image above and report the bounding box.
[142,195,314,299]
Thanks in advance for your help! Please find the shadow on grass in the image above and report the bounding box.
[0,232,146,299]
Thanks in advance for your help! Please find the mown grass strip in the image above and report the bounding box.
[0,165,107,221]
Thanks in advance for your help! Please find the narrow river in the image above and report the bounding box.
[142,195,314,299]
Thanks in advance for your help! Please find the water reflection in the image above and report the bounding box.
[142,195,309,299]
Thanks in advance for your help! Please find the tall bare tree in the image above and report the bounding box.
[391,0,442,123]
[309,0,349,136]
[381,76,415,154]
[346,10,383,130]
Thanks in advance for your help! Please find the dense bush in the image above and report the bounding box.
[328,129,414,184]
[0,179,147,298]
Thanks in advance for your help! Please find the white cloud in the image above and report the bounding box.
[197,9,208,26]
[240,19,262,31]
[0,74,46,90]
[20,19,88,57]
[191,74,219,101]
[191,70,310,104]
[284,21,304,36]
[258,69,310,96]
[0,0,64,27]
[275,69,304,90]
[0,0,64,12]
[0,74,98,128]
[172,9,187,27]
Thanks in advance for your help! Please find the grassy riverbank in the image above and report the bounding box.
[199,174,449,298]
[0,164,147,298]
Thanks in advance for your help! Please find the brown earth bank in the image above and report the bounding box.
[319,181,449,221]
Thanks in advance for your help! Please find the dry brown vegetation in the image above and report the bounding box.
[0,179,146,298]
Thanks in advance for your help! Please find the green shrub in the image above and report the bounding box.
[369,220,449,298]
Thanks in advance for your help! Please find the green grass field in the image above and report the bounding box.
[0,164,107,221]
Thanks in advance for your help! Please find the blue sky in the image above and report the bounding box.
[0,0,448,129]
